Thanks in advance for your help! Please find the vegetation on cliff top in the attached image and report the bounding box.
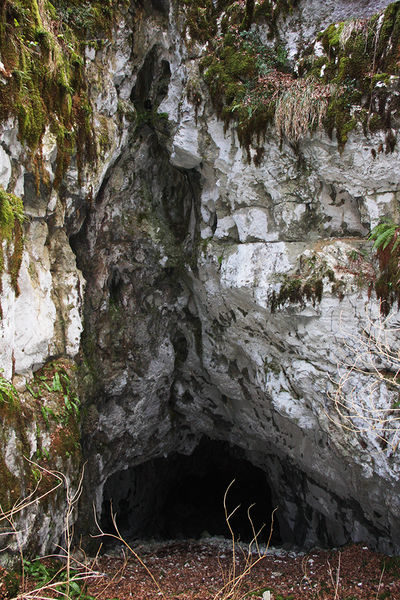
[187,0,310,158]
[184,0,400,156]
[302,1,400,150]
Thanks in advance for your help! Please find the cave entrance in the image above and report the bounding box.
[101,439,280,545]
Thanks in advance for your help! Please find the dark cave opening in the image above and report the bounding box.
[101,439,281,545]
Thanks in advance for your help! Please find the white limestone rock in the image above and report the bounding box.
[0,145,11,189]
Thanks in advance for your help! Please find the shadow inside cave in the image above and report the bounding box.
[100,438,281,546]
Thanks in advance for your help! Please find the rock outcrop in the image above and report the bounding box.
[1,0,400,559]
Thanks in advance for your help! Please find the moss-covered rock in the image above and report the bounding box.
[269,254,336,312]
[0,186,24,298]
[0,0,125,185]
[302,2,400,149]
[0,358,82,563]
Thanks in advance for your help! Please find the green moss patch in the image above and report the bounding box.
[253,0,299,37]
[0,0,125,185]
[0,455,21,514]
[185,0,330,158]
[301,2,400,149]
[0,186,24,298]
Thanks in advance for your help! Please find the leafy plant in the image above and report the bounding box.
[23,558,95,600]
[0,372,18,406]
[368,221,400,314]
[52,372,62,393]
[369,220,400,253]
[23,558,53,585]
[26,362,81,427]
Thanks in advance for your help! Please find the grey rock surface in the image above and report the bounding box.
[1,0,400,559]
[74,0,400,554]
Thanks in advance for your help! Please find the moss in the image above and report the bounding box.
[269,255,338,312]
[180,0,217,43]
[0,186,24,296]
[270,277,302,312]
[8,221,23,297]
[0,188,23,241]
[306,2,400,147]
[270,275,325,312]
[135,109,170,132]
[0,0,126,187]
[0,456,21,512]
[321,22,344,49]
[253,0,300,38]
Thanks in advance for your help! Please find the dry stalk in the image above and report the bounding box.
[328,310,400,452]
[93,549,128,600]
[0,462,103,600]
[327,551,341,600]
[213,480,277,600]
[60,467,85,600]
[300,555,313,593]
[376,562,385,599]
[0,459,64,591]
[92,505,167,599]
[274,79,332,142]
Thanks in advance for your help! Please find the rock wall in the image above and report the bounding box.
[0,1,134,560]
[1,0,400,559]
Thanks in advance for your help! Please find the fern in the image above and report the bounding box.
[369,221,399,252]
[368,220,400,314]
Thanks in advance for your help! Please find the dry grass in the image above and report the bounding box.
[274,79,332,143]
[0,462,102,600]
[212,480,276,600]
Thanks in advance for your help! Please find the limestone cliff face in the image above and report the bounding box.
[1,0,400,558]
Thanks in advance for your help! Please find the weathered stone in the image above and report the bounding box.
[73,0,400,555]
[2,0,400,562]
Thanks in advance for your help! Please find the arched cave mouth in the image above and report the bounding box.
[100,439,281,545]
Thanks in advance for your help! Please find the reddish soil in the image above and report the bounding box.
[81,539,400,600]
